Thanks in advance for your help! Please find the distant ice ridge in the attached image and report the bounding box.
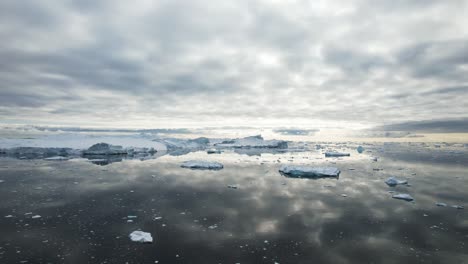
[181,160,224,170]
[214,135,288,149]
[279,165,340,178]
[83,143,156,156]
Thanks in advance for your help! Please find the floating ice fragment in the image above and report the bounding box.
[436,202,447,207]
[227,185,238,189]
[279,165,340,178]
[450,205,464,209]
[207,149,222,154]
[4,215,13,218]
[392,193,414,201]
[357,146,364,153]
[0,180,4,183]
[44,156,69,161]
[341,194,348,197]
[181,160,224,170]
[325,152,350,157]
[385,177,408,186]
[31,215,41,219]
[127,215,138,219]
[129,231,153,243]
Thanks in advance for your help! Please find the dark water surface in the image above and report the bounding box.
[0,149,467,264]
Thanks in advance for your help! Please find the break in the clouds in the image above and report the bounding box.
[0,0,467,128]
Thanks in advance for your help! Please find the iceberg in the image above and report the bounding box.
[83,143,127,155]
[181,160,224,170]
[325,152,350,157]
[279,165,340,178]
[129,230,153,243]
[385,177,408,186]
[214,135,288,149]
[392,193,414,201]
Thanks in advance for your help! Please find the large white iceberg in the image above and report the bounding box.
[129,230,153,243]
[181,160,224,170]
[279,165,340,178]
[392,193,414,201]
[325,152,350,157]
[214,135,288,149]
[385,177,408,186]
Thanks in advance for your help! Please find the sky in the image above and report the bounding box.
[0,0,467,129]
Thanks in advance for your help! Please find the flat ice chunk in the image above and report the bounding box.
[385,177,408,186]
[392,193,414,201]
[279,165,340,178]
[129,230,153,243]
[44,156,69,161]
[451,205,464,209]
[181,160,224,170]
[31,215,41,219]
[436,202,447,207]
[325,152,350,157]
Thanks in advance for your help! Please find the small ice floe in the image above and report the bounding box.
[341,194,348,197]
[436,202,447,207]
[227,185,238,189]
[208,224,218,229]
[129,231,153,243]
[44,156,69,161]
[181,160,224,170]
[154,216,162,220]
[127,215,138,219]
[392,193,414,201]
[385,177,408,187]
[325,152,350,157]
[207,149,222,154]
[451,205,464,209]
[357,146,364,153]
[279,165,340,178]
[0,180,4,183]
[4,215,13,218]
[31,215,41,219]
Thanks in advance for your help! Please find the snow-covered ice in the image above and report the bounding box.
[279,165,340,178]
[129,230,153,243]
[392,193,414,201]
[181,160,224,170]
[385,177,408,186]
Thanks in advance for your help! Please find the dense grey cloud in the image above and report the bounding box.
[0,0,467,128]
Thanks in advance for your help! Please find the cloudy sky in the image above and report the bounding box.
[0,0,467,129]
